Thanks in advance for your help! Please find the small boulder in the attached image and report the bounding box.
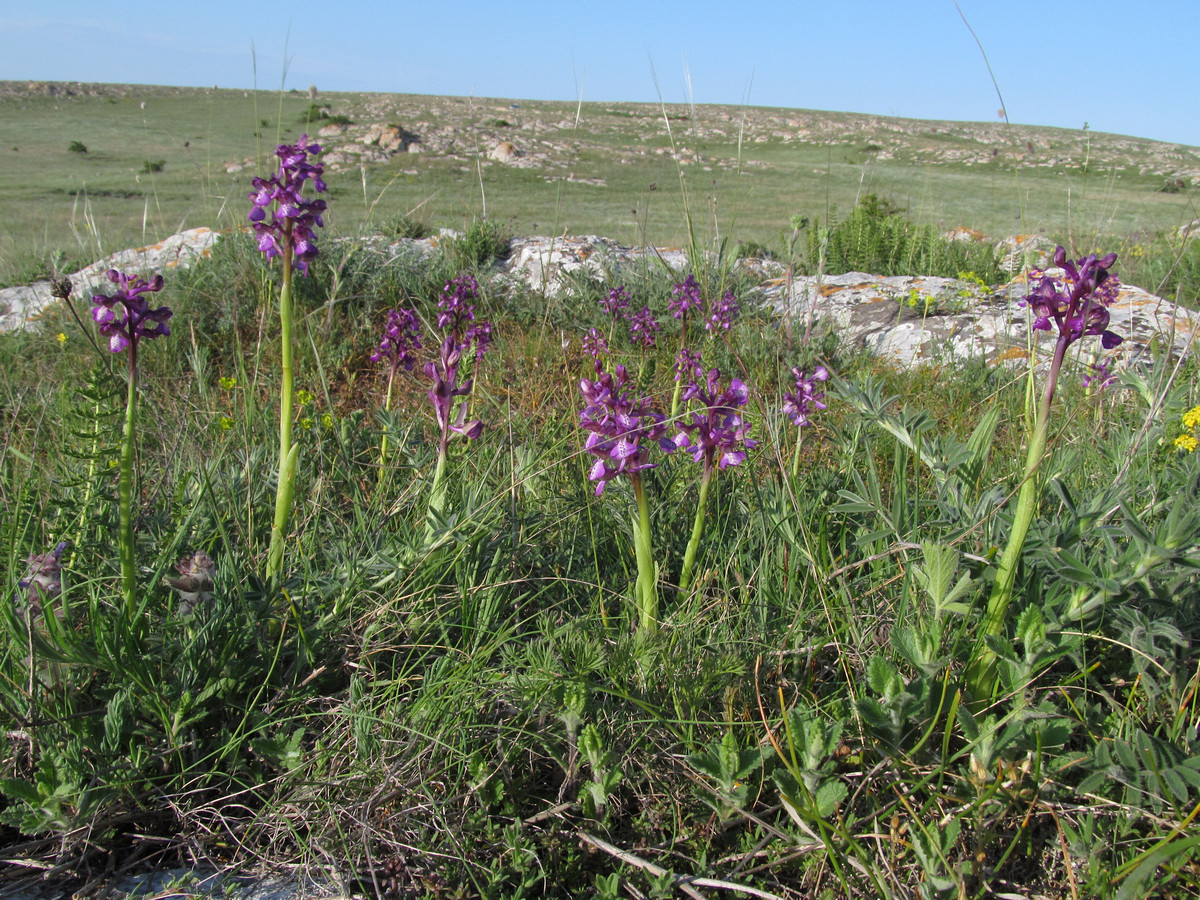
[488,141,521,163]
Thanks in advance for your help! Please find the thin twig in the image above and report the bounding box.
[579,831,785,900]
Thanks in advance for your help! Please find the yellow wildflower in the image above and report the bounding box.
[321,412,334,429]
[1182,406,1200,430]
[218,416,235,431]
[1174,434,1198,453]
[55,332,67,345]
[296,389,314,406]
[218,376,237,391]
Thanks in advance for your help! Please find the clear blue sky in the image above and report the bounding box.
[3,1,1197,146]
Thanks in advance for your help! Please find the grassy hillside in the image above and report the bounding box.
[1,81,1197,289]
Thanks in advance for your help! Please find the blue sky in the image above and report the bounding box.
[3,1,1197,146]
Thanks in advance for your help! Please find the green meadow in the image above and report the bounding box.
[1,81,1200,899]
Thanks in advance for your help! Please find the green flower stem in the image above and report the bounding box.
[669,323,688,420]
[266,253,296,582]
[669,380,683,421]
[632,475,658,632]
[678,467,713,594]
[791,427,803,480]
[966,337,1065,703]
[428,444,449,521]
[378,365,396,470]
[118,355,138,619]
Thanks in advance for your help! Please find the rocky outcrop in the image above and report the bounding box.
[0,228,220,332]
[2,230,1194,374]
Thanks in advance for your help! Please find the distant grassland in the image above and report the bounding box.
[0,81,1197,286]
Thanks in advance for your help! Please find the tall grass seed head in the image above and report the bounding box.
[247,134,326,274]
[91,269,172,353]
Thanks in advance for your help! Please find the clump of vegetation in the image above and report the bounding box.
[67,140,87,154]
[297,103,352,127]
[379,214,432,240]
[811,193,1004,282]
[139,159,165,174]
[446,217,510,268]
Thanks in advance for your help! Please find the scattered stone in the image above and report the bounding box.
[2,230,1194,378]
[488,140,520,163]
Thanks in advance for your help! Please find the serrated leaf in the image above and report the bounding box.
[814,779,847,818]
[866,654,899,695]
[1015,605,1046,654]
[913,542,959,608]
[856,697,889,730]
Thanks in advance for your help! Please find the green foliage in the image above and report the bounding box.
[379,213,432,240]
[4,99,1200,895]
[811,193,1004,281]
[139,158,166,174]
[447,218,511,268]
[688,730,764,821]
[67,140,87,153]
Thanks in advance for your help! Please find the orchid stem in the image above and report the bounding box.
[118,355,138,620]
[266,258,295,582]
[632,476,658,632]
[966,338,1063,704]
[679,467,712,594]
[379,365,396,472]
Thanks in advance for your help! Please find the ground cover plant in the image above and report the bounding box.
[2,86,1200,899]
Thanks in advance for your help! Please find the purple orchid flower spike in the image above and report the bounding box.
[247,134,326,274]
[583,328,609,360]
[627,306,661,348]
[438,274,479,333]
[676,368,758,472]
[782,366,829,428]
[706,290,740,333]
[968,246,1123,703]
[579,362,675,496]
[669,275,702,320]
[601,285,631,318]
[91,270,172,355]
[425,335,483,442]
[674,347,703,382]
[674,369,757,593]
[1022,247,1123,350]
[372,308,423,374]
[16,541,68,620]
